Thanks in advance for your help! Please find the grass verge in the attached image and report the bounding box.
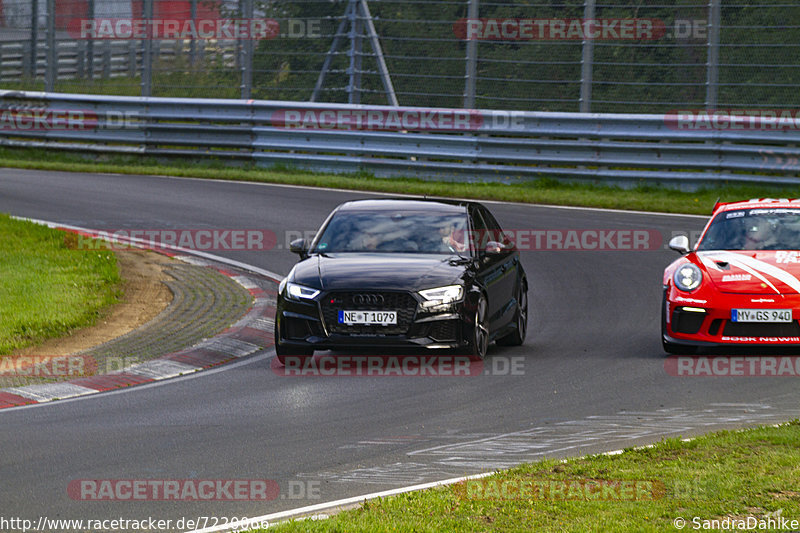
[259,421,800,532]
[2,147,800,215]
[0,215,121,356]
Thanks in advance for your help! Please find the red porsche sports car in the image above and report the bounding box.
[663,198,800,353]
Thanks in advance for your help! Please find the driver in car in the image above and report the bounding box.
[743,217,778,250]
[439,222,468,252]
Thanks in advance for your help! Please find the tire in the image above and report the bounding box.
[497,281,528,346]
[275,320,313,366]
[468,294,490,361]
[661,290,697,355]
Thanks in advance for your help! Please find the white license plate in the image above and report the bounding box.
[731,309,792,323]
[338,310,397,325]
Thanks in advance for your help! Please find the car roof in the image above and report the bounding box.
[713,198,800,214]
[335,198,475,213]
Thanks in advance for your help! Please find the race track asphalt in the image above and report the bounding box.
[0,168,797,527]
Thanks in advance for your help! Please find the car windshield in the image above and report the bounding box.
[311,210,470,254]
[697,208,800,251]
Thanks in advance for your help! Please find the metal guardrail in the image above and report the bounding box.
[0,39,237,83]
[1,90,799,187]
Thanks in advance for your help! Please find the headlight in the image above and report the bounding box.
[418,285,464,309]
[286,282,320,300]
[674,264,702,292]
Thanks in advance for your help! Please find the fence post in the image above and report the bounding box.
[190,0,198,66]
[360,0,398,106]
[141,0,153,96]
[197,38,205,64]
[76,40,85,79]
[347,0,362,104]
[464,0,478,108]
[21,41,32,80]
[705,0,721,109]
[128,41,137,78]
[579,0,595,113]
[28,0,38,79]
[45,0,56,91]
[87,0,94,80]
[102,40,111,79]
[240,0,254,99]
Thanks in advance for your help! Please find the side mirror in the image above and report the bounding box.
[668,235,691,254]
[485,241,504,255]
[289,238,308,259]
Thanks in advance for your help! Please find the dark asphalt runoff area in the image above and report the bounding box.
[0,168,797,528]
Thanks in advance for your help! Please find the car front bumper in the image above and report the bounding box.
[276,292,472,351]
[666,289,800,346]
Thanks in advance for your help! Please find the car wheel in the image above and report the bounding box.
[497,282,527,346]
[469,294,490,360]
[275,320,314,366]
[661,290,697,355]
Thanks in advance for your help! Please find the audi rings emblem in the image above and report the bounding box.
[352,293,384,306]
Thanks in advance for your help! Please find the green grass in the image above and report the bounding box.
[2,146,800,216]
[0,215,121,356]
[260,421,800,532]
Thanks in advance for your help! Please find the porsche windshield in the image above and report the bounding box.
[697,208,800,251]
[311,211,470,254]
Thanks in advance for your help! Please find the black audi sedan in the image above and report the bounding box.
[274,198,528,363]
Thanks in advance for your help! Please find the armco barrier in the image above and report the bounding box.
[2,90,800,186]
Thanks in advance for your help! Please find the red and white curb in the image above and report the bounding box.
[0,218,280,410]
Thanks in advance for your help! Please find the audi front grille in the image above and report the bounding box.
[320,291,418,335]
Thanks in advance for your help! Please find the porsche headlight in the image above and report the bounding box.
[674,264,702,292]
[286,282,320,301]
[418,285,464,309]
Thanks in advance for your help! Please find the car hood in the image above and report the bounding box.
[290,253,470,292]
[696,250,800,295]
